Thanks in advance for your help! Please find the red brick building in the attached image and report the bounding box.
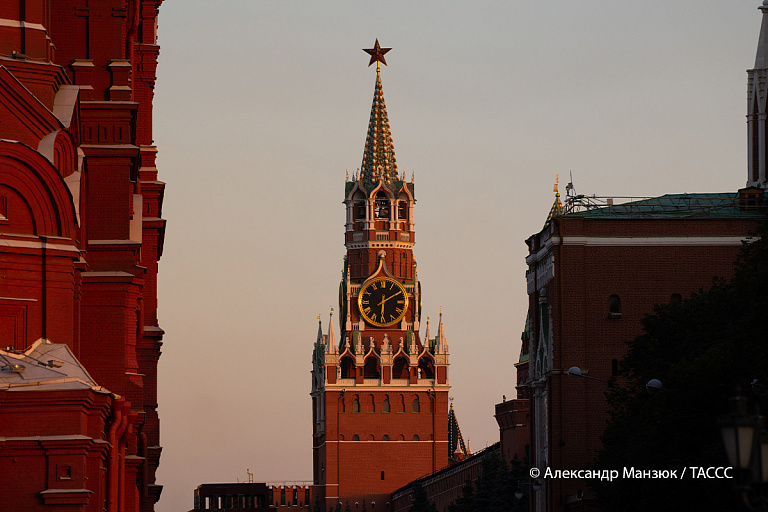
[310,46,451,510]
[0,1,166,511]
[518,6,768,511]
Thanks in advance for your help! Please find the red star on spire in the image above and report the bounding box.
[363,39,392,67]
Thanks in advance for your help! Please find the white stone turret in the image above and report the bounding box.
[327,309,337,355]
[747,1,768,187]
[436,309,448,355]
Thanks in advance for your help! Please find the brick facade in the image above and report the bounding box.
[0,1,166,511]
[521,196,764,512]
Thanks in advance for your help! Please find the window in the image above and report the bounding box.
[398,201,407,221]
[418,357,434,379]
[341,356,355,379]
[355,201,366,220]
[364,358,380,379]
[393,356,409,379]
[352,396,360,413]
[382,434,390,441]
[281,488,285,506]
[381,471,385,480]
[412,397,420,413]
[608,295,621,318]
[412,434,420,441]
[383,396,390,413]
[375,192,389,219]
[58,465,72,480]
[369,394,375,413]
[352,434,360,441]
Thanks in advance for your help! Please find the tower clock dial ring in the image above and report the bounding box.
[357,276,409,327]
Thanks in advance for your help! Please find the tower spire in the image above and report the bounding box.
[747,3,768,187]
[361,40,398,186]
[327,308,337,354]
[436,308,448,354]
[545,174,564,226]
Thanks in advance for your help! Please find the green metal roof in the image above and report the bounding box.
[563,193,766,219]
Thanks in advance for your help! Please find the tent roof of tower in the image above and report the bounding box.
[448,401,468,458]
[360,63,399,189]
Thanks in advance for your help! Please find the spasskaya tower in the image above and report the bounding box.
[311,41,451,510]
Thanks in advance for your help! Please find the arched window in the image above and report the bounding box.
[364,357,380,379]
[608,295,621,317]
[355,201,366,220]
[393,355,409,379]
[382,434,390,441]
[383,396,390,413]
[418,357,434,379]
[412,434,420,441]
[369,394,375,413]
[352,396,360,413]
[352,434,359,441]
[368,434,375,441]
[341,356,355,379]
[375,191,389,219]
[398,200,407,221]
[399,395,405,413]
[412,397,420,413]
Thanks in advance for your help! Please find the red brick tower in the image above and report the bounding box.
[311,42,451,510]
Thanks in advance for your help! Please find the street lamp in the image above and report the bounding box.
[719,394,768,511]
[720,396,756,471]
[567,366,611,384]
[646,378,663,392]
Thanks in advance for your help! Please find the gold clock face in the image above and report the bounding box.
[357,276,409,327]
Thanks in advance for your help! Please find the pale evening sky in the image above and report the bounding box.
[152,2,760,509]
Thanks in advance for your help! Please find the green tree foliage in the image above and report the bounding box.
[473,452,514,512]
[447,480,474,512]
[408,481,437,512]
[446,451,524,512]
[592,223,768,511]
